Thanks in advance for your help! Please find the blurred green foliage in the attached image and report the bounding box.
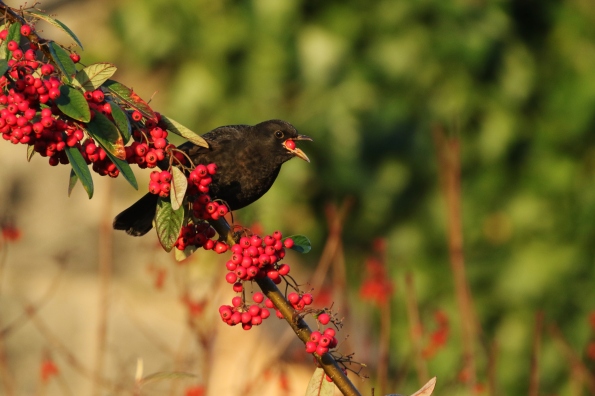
[106,0,595,393]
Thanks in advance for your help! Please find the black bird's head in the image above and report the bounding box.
[253,119,312,164]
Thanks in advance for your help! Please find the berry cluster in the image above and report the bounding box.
[217,231,297,329]
[0,19,186,183]
[224,232,292,288]
[305,327,338,356]
[125,125,169,169]
[286,291,314,312]
[218,292,272,330]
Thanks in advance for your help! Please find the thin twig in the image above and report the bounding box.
[529,312,543,396]
[404,272,429,385]
[433,125,478,391]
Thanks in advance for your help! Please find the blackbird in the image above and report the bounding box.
[113,119,311,236]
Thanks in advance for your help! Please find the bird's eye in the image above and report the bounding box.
[274,130,284,139]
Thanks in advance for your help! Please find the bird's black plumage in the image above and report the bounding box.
[113,119,311,236]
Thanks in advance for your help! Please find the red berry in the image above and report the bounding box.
[225,272,237,284]
[319,336,331,347]
[318,313,331,325]
[40,64,54,76]
[7,41,18,51]
[250,235,262,247]
[305,341,317,354]
[206,163,217,175]
[283,238,294,249]
[226,261,237,271]
[248,305,261,317]
[252,292,264,303]
[278,264,290,276]
[20,25,32,36]
[267,270,279,281]
[202,239,214,250]
[310,331,322,343]
[264,299,275,309]
[231,296,242,307]
[48,87,61,100]
[287,292,300,305]
[232,282,243,293]
[214,241,228,254]
[260,309,270,319]
[285,139,296,150]
[301,293,313,305]
[241,312,252,324]
[148,181,160,194]
[153,137,167,149]
[131,110,142,121]
[92,90,104,103]
[195,164,207,177]
[69,53,80,63]
[159,170,172,183]
[323,328,336,337]
[316,346,329,356]
[0,30,7,40]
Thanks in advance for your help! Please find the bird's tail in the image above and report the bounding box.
[113,193,159,236]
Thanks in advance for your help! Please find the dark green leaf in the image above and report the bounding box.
[54,84,91,122]
[159,114,209,148]
[64,145,93,199]
[25,10,84,49]
[72,63,117,91]
[170,166,187,210]
[102,149,138,190]
[0,22,21,60]
[26,144,35,162]
[285,235,311,254]
[48,41,76,81]
[305,368,334,396]
[86,112,125,159]
[109,102,132,143]
[103,79,156,121]
[155,198,185,252]
[68,168,78,197]
[0,59,9,76]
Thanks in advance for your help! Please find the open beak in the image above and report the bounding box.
[284,134,313,163]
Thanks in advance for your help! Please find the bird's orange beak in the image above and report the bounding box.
[284,134,312,163]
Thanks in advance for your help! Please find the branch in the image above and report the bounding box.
[209,217,362,396]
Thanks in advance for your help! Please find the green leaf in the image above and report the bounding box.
[159,114,209,148]
[155,198,185,252]
[54,84,91,122]
[174,245,197,262]
[26,144,35,162]
[48,41,77,81]
[72,63,117,91]
[86,112,125,159]
[109,102,132,143]
[103,79,156,121]
[285,235,311,254]
[68,168,78,196]
[0,59,9,76]
[170,166,187,211]
[305,368,335,396]
[0,22,21,60]
[102,149,138,190]
[64,145,93,198]
[25,10,84,49]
